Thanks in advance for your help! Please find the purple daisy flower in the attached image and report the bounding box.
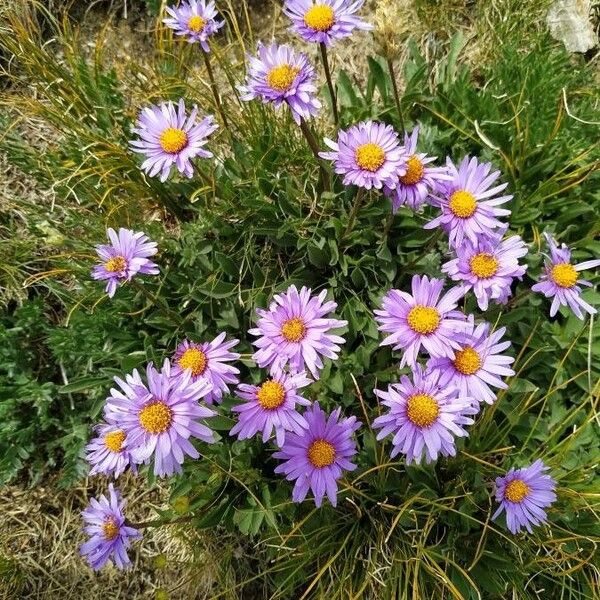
[373,366,477,465]
[273,403,360,507]
[374,275,467,368]
[86,423,136,479]
[230,370,312,446]
[427,317,515,406]
[163,0,224,52]
[319,121,409,190]
[80,484,142,570]
[171,334,240,405]
[493,459,557,534]
[104,360,216,477]
[249,285,347,379]
[424,156,512,248]
[383,126,451,212]
[130,99,218,182]
[283,0,372,46]
[442,227,528,310]
[239,43,321,125]
[531,232,600,320]
[91,227,159,298]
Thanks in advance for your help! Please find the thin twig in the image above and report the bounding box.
[319,42,339,126]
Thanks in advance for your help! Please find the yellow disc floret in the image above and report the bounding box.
[307,439,336,468]
[178,348,208,377]
[407,305,440,335]
[256,380,286,410]
[104,430,126,453]
[355,143,386,172]
[504,479,530,503]
[281,317,307,342]
[550,262,577,288]
[406,393,439,428]
[453,346,482,375]
[449,190,477,218]
[105,256,126,273]
[469,252,499,279]
[187,15,206,33]
[400,155,425,185]
[139,401,173,435]
[159,127,188,154]
[303,5,335,32]
[266,64,300,92]
[102,518,120,541]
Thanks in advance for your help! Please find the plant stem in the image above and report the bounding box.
[202,49,230,131]
[299,118,331,192]
[319,42,339,126]
[131,280,183,326]
[386,57,405,131]
[129,514,195,529]
[343,187,365,238]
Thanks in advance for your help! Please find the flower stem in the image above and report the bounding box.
[386,57,405,131]
[202,49,230,131]
[129,514,195,529]
[299,118,331,193]
[131,279,183,326]
[343,187,366,238]
[319,42,339,126]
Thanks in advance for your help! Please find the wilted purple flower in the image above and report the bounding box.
[442,227,528,310]
[92,227,159,298]
[130,99,218,182]
[230,370,312,446]
[283,0,372,46]
[532,233,600,320]
[249,285,347,379]
[373,366,477,465]
[171,334,240,405]
[383,126,451,212]
[239,43,321,125]
[493,460,557,534]
[374,275,467,367]
[273,403,360,507]
[163,0,224,52]
[424,156,512,248]
[319,121,408,190]
[104,360,215,477]
[427,317,515,406]
[80,484,142,570]
[86,423,136,479]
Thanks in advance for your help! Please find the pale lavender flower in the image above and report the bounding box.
[230,370,312,446]
[130,99,218,182]
[532,232,600,319]
[104,360,215,477]
[283,0,372,46]
[273,403,360,507]
[163,0,224,52]
[92,227,159,298]
[374,275,467,367]
[239,43,321,124]
[493,460,557,534]
[319,121,409,190]
[86,423,136,479]
[373,366,477,465]
[424,156,512,248]
[171,334,240,405]
[80,484,142,570]
[249,285,347,379]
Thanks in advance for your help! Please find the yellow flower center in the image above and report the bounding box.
[453,346,482,375]
[406,393,439,428]
[307,439,336,468]
[104,430,126,453]
[449,190,477,218]
[159,127,188,154]
[105,256,126,273]
[256,380,286,410]
[266,64,300,92]
[139,401,173,435]
[399,155,424,185]
[102,518,120,541]
[550,262,577,288]
[469,252,499,279]
[303,4,335,31]
[355,143,386,172]
[187,15,206,33]
[178,348,208,377]
[407,305,440,335]
[504,479,530,503]
[281,317,307,342]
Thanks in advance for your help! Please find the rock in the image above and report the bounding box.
[547,0,598,53]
